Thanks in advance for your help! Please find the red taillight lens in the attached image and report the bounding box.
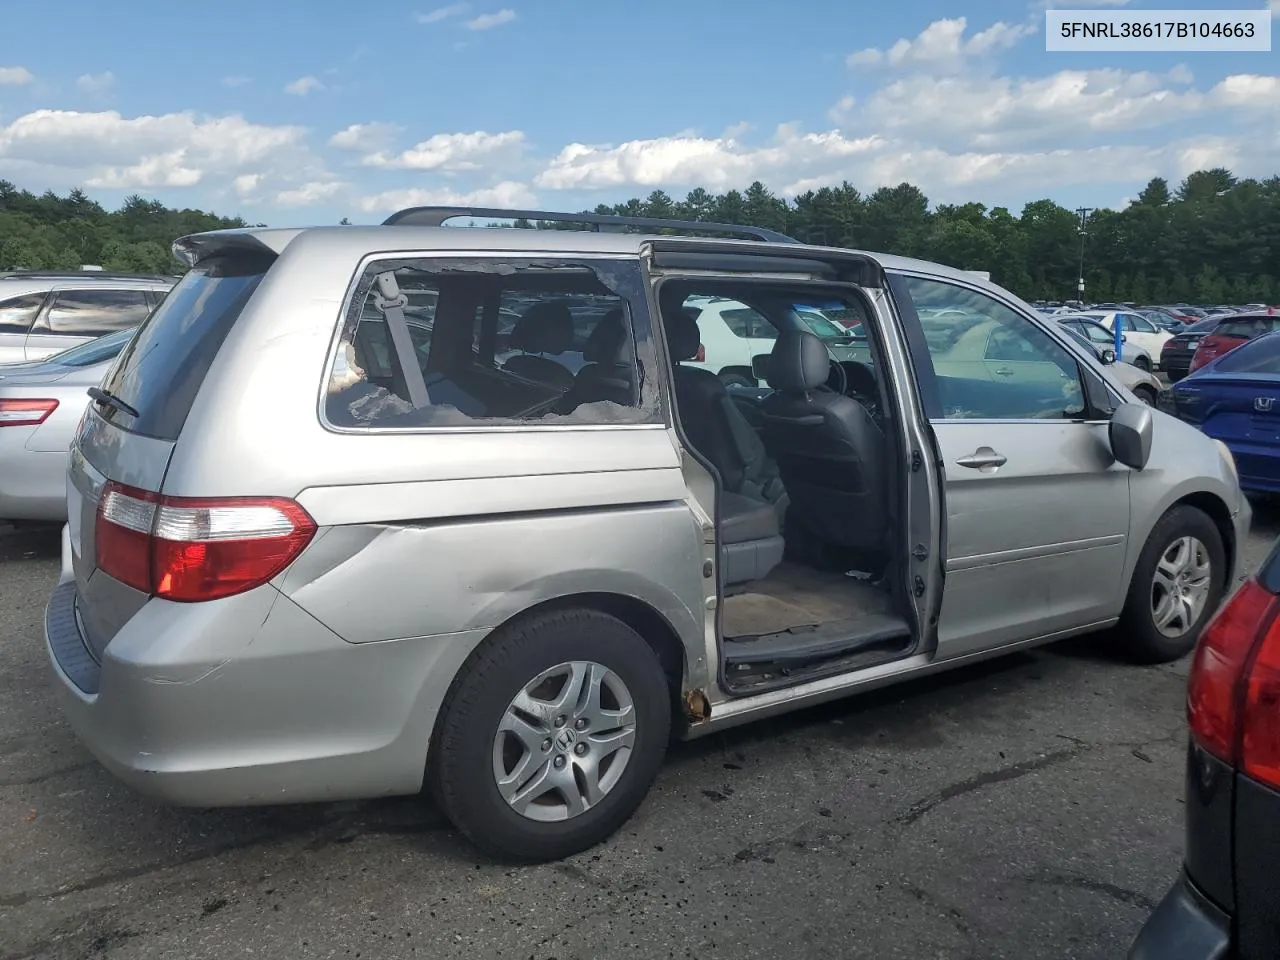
[1187,580,1278,763]
[694,344,706,363]
[95,481,316,602]
[1242,617,1280,788]
[0,398,58,427]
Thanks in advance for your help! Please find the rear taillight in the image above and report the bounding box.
[1188,579,1280,789]
[694,344,706,362]
[95,481,316,602]
[0,398,58,427]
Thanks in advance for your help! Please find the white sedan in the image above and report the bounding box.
[1072,310,1173,368]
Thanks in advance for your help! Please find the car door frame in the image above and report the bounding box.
[641,238,946,666]
[23,285,155,361]
[0,288,49,362]
[885,269,1132,658]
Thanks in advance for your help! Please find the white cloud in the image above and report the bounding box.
[222,75,251,87]
[847,68,1276,153]
[534,125,883,193]
[0,66,33,86]
[357,180,536,212]
[275,180,344,206]
[234,173,263,196]
[0,108,328,202]
[87,149,202,188]
[465,9,516,30]
[848,17,1033,72]
[76,72,115,95]
[360,129,525,171]
[416,2,469,23]
[284,75,324,96]
[328,121,405,151]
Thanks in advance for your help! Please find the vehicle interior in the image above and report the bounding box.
[656,279,916,694]
[328,263,650,428]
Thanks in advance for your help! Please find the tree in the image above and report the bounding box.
[2,169,1277,303]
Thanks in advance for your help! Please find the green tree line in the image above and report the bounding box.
[0,181,248,275]
[2,168,1277,303]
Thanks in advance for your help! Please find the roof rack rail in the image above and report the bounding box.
[381,206,799,244]
[0,269,177,283]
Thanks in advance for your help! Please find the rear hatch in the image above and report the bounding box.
[67,251,274,660]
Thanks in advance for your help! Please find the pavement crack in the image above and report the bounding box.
[0,760,95,788]
[897,746,1085,826]
[1022,871,1158,911]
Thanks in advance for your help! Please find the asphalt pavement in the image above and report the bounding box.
[2,504,1277,960]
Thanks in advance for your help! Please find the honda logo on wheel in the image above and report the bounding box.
[1256,397,1274,412]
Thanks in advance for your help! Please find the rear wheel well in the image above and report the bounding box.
[1169,492,1237,585]
[489,592,688,711]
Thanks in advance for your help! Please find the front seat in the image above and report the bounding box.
[664,308,785,509]
[663,305,786,586]
[502,301,575,392]
[758,330,887,553]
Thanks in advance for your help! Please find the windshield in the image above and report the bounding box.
[97,254,272,440]
[797,311,850,340]
[47,327,137,367]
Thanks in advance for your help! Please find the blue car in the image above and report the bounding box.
[1172,330,1280,493]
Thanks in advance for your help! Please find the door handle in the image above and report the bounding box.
[993,367,1015,376]
[956,446,1007,470]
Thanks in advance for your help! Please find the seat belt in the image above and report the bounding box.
[372,271,431,409]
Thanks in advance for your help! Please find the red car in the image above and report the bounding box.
[1189,313,1280,374]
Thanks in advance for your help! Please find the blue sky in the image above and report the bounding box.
[0,0,1276,225]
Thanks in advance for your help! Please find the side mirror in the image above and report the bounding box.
[751,354,771,382]
[1101,348,1116,364]
[1121,334,1128,343]
[1110,402,1153,470]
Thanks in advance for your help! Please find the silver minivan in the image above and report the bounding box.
[45,208,1249,862]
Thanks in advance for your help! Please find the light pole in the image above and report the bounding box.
[1075,206,1093,306]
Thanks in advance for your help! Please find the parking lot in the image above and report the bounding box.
[0,505,1273,960]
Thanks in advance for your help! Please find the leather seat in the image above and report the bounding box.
[560,308,635,410]
[503,301,575,392]
[758,330,887,553]
[661,294,786,586]
[663,307,786,508]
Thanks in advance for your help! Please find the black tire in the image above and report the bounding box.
[1133,385,1158,407]
[1118,505,1226,664]
[1167,370,1185,383]
[1133,356,1151,372]
[719,372,755,389]
[429,608,671,862]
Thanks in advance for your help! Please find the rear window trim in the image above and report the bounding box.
[317,249,669,436]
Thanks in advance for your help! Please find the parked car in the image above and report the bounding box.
[1160,317,1222,382]
[1073,310,1174,367]
[1172,331,1280,494]
[1058,325,1162,406]
[0,327,137,521]
[1128,534,1280,959]
[1189,313,1280,375]
[0,271,172,362]
[45,206,1248,862]
[1057,316,1155,371]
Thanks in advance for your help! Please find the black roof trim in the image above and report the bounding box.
[381,206,799,244]
[0,270,177,283]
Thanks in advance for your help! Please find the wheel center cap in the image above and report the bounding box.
[555,728,577,751]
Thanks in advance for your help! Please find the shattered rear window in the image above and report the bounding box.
[324,257,661,430]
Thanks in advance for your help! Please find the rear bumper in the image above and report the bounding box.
[44,568,489,807]
[0,426,67,521]
[1127,873,1230,960]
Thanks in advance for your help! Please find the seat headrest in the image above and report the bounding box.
[766,330,830,391]
[583,308,628,363]
[510,301,573,355]
[664,310,702,362]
